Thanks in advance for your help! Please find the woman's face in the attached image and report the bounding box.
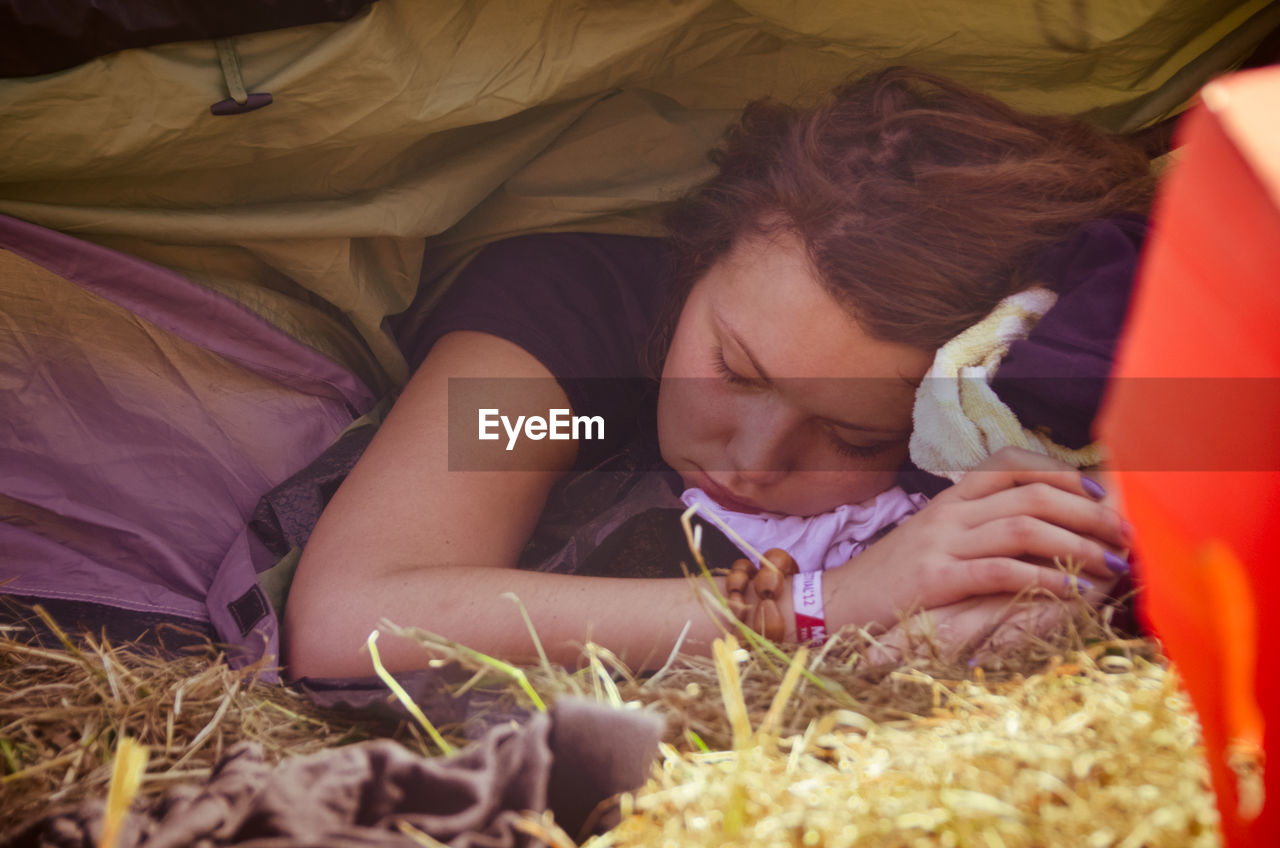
[657,230,934,517]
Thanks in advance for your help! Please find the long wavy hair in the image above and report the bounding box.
[648,66,1155,371]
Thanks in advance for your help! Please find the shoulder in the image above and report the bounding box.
[399,232,670,376]
[447,232,671,323]
[467,231,668,273]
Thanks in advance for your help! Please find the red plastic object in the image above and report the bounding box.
[1099,66,1280,845]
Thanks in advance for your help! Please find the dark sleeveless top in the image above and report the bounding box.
[385,218,1147,577]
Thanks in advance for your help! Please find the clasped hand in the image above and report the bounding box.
[825,447,1129,659]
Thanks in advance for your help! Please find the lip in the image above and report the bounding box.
[693,469,765,514]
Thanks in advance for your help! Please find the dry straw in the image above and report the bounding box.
[2,586,1221,846]
[0,606,411,828]
[605,638,1220,847]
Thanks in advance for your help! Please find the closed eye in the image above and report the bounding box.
[715,344,901,459]
[710,345,760,387]
[827,432,893,460]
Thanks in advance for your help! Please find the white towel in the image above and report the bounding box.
[909,287,1103,482]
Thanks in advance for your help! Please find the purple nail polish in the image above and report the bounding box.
[1081,477,1106,500]
[1104,551,1130,575]
[1066,575,1095,592]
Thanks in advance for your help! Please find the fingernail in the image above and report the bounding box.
[1066,575,1095,592]
[1103,551,1130,575]
[1081,477,1106,500]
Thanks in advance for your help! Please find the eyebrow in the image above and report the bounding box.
[720,323,912,437]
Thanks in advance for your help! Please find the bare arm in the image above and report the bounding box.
[286,333,1128,677]
[284,331,733,678]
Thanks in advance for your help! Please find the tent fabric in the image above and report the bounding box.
[1,0,1274,388]
[2,1,1278,674]
[0,0,377,78]
[0,215,375,670]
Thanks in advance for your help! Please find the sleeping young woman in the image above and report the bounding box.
[284,67,1153,679]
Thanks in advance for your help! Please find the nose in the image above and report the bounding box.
[724,399,797,487]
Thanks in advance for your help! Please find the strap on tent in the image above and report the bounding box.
[211,38,272,116]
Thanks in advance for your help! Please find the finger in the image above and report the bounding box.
[957,514,1127,580]
[945,556,1099,602]
[967,599,1073,667]
[960,482,1124,545]
[953,448,1105,502]
[957,502,1126,581]
[862,628,907,667]
[872,599,1001,664]
[867,593,1079,666]
[1084,468,1136,544]
[861,615,969,666]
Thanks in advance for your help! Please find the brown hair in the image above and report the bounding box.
[650,66,1155,368]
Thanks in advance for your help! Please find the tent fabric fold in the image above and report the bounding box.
[1,0,1272,383]
[0,215,375,672]
[0,0,378,78]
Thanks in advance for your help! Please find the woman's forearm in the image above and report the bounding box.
[284,564,750,679]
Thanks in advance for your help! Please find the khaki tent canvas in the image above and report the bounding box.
[2,0,1277,676]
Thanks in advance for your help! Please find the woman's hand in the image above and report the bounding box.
[825,447,1129,635]
[859,592,1100,666]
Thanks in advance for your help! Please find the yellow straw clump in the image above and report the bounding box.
[608,653,1220,847]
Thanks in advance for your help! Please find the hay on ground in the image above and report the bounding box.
[0,609,414,827]
[0,593,1221,847]
[606,638,1219,847]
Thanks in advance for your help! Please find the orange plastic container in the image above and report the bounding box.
[1099,66,1280,845]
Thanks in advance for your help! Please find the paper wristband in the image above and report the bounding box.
[793,571,827,645]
